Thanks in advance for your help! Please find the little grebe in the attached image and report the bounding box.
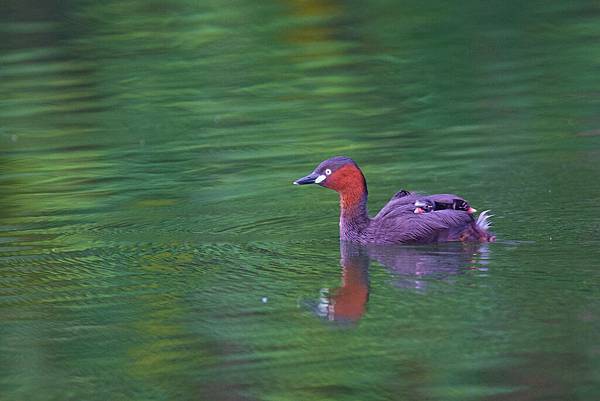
[293,156,494,244]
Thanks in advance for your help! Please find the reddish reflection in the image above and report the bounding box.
[317,242,489,322]
[318,243,370,322]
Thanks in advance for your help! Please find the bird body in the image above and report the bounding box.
[294,157,494,244]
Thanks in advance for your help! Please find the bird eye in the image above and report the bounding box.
[325,169,332,175]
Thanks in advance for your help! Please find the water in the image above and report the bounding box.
[1,1,599,400]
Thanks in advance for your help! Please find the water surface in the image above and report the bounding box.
[1,1,599,400]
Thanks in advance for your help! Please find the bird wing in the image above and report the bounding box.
[372,199,474,243]
[374,193,422,220]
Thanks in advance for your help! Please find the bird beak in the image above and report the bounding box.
[293,172,319,185]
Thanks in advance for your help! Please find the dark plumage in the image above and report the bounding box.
[413,195,475,214]
[293,156,494,244]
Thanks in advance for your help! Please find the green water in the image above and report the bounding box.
[1,1,599,400]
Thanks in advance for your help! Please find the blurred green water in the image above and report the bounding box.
[1,1,599,400]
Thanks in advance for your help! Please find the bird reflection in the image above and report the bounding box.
[315,241,489,322]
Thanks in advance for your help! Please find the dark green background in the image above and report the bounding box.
[1,1,599,400]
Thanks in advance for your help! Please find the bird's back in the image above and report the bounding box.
[368,192,492,244]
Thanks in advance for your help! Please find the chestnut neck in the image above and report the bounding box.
[324,164,371,240]
[337,175,370,241]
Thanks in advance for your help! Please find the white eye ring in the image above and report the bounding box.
[325,169,332,175]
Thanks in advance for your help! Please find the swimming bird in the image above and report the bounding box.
[293,156,494,244]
